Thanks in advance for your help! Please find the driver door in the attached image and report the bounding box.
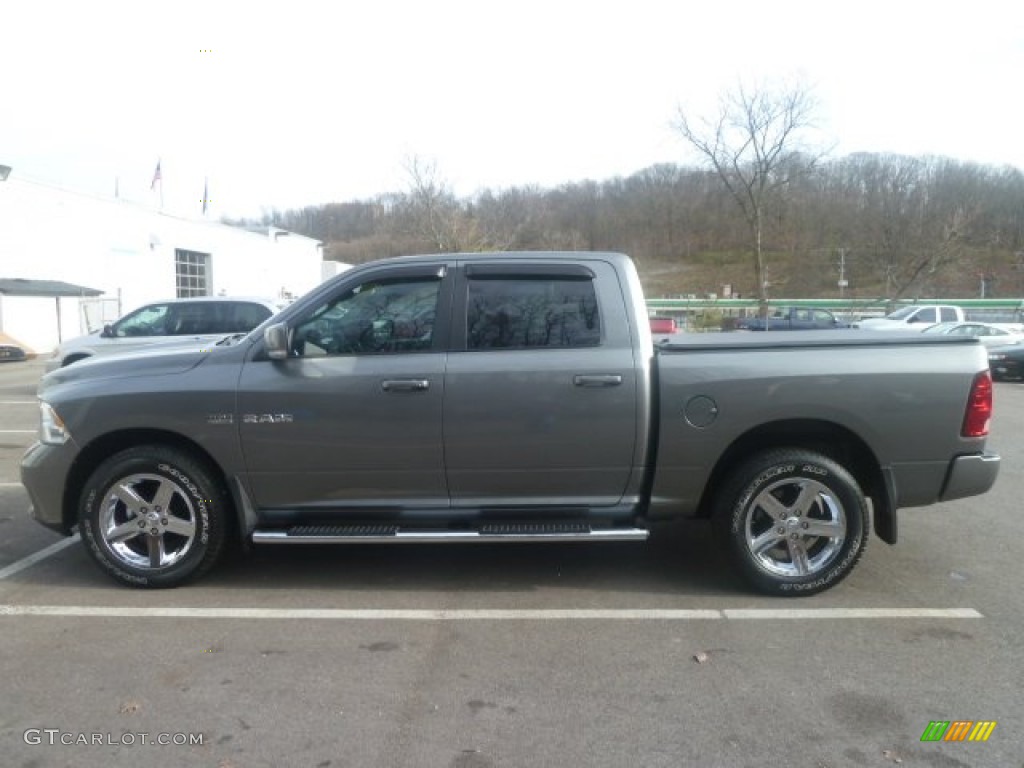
[237,265,453,513]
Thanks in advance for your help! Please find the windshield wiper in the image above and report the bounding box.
[216,333,248,347]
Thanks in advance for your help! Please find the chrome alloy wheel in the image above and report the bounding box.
[743,477,847,578]
[98,473,198,570]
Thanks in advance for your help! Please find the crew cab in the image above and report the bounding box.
[22,252,1000,596]
[736,306,848,331]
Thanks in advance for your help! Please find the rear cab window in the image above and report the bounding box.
[450,259,637,353]
[466,276,601,350]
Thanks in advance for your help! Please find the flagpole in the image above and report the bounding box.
[151,159,163,211]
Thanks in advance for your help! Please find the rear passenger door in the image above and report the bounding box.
[442,260,639,507]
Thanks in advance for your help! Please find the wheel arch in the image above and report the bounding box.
[697,419,896,543]
[63,429,239,538]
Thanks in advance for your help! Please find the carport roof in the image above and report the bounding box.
[0,278,103,297]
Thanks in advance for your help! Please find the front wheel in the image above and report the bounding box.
[713,449,869,596]
[79,445,228,588]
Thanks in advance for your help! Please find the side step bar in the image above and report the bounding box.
[252,523,649,545]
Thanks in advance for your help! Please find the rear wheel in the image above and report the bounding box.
[79,445,228,588]
[713,449,869,596]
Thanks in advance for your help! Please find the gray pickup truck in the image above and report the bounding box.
[21,252,1000,595]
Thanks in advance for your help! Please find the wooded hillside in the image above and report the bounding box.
[228,153,1024,301]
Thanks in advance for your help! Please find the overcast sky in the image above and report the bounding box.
[3,0,1022,220]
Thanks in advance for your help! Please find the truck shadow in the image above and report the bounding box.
[200,518,745,597]
[10,520,749,598]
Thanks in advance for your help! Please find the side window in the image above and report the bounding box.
[168,304,209,335]
[911,309,936,324]
[940,307,959,322]
[114,305,170,337]
[223,302,273,333]
[466,277,601,350]
[292,277,440,357]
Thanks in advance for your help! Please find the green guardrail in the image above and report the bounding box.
[646,297,1024,312]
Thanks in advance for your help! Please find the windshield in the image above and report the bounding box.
[885,307,918,320]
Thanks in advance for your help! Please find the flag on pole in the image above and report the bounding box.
[150,160,162,190]
[202,177,208,216]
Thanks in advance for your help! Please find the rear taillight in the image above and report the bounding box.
[962,371,993,437]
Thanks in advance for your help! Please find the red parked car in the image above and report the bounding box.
[649,316,678,335]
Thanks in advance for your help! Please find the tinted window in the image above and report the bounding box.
[219,302,273,333]
[292,277,440,356]
[466,277,600,350]
[939,307,959,322]
[911,308,937,324]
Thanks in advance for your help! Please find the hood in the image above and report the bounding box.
[40,344,215,392]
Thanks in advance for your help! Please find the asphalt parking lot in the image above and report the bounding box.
[1,358,1022,767]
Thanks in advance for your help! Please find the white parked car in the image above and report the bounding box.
[854,304,965,330]
[920,321,1024,346]
[45,296,282,372]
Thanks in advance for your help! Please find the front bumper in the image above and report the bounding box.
[20,441,78,535]
[940,452,1001,502]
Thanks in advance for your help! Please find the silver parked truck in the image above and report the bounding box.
[21,252,1000,595]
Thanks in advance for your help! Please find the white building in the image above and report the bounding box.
[0,167,345,354]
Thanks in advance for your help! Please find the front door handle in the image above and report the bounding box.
[381,379,430,393]
[573,374,623,388]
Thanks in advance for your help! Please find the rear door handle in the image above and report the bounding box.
[573,374,623,387]
[381,379,430,392]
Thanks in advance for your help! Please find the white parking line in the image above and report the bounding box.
[0,605,983,620]
[0,401,37,405]
[0,430,36,434]
[0,535,79,580]
[0,482,24,487]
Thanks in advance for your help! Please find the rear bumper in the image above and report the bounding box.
[940,452,1001,502]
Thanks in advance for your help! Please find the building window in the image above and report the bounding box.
[175,250,210,297]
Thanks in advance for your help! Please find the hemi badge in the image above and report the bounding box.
[206,414,234,425]
[242,413,294,424]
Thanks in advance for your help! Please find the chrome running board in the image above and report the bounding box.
[252,523,649,545]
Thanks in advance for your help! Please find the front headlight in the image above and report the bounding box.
[988,354,1006,362]
[39,402,71,445]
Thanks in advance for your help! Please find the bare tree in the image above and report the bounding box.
[401,155,467,252]
[676,80,825,310]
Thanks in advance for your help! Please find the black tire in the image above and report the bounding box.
[712,449,869,596]
[79,445,228,588]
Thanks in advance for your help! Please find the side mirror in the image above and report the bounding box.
[101,324,114,338]
[264,323,290,360]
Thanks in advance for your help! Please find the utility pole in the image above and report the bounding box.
[837,248,848,298]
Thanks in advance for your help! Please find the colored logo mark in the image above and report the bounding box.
[920,720,996,742]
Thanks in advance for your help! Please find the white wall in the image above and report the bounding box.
[0,177,345,353]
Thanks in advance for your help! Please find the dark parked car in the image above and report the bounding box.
[736,306,848,331]
[0,343,28,362]
[988,342,1024,381]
